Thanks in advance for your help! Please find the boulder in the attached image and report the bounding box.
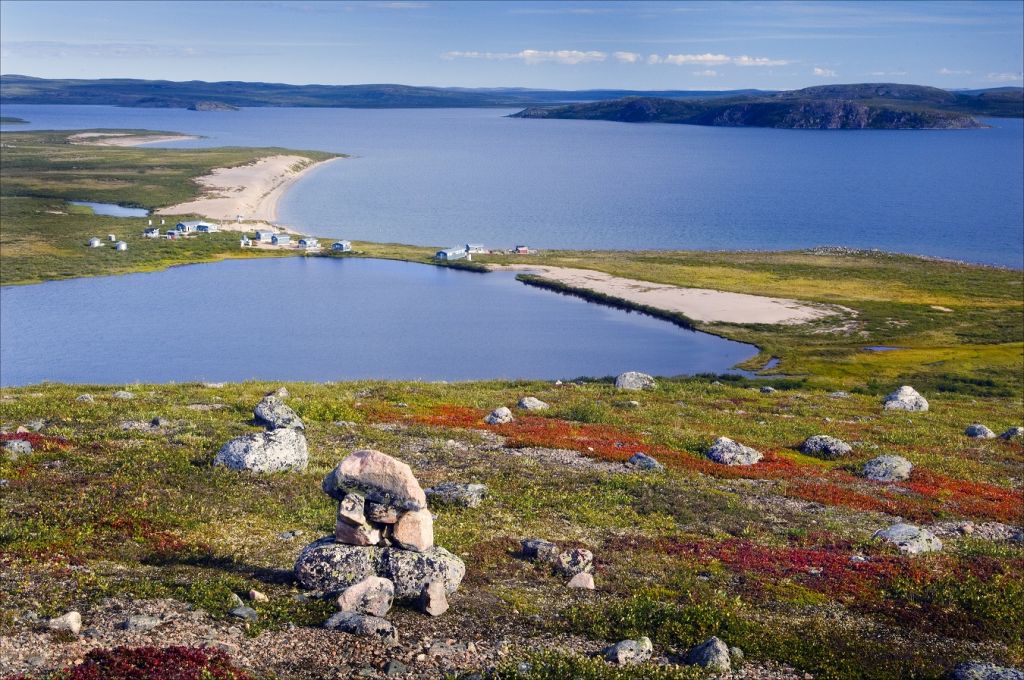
[322,449,427,510]
[419,579,449,617]
[48,611,82,635]
[230,606,257,621]
[76,394,95,403]
[874,523,943,555]
[517,397,550,411]
[337,576,394,617]
[381,545,466,599]
[555,548,594,576]
[965,424,996,439]
[3,439,32,458]
[760,386,777,394]
[949,662,1024,680]
[112,390,134,400]
[829,391,850,399]
[392,508,434,552]
[883,385,928,412]
[615,372,657,391]
[214,428,309,473]
[426,482,487,508]
[862,455,913,482]
[521,538,560,562]
[800,435,853,460]
[121,615,163,631]
[294,538,383,592]
[685,636,731,672]
[324,611,397,646]
[248,589,269,603]
[253,395,304,430]
[602,636,653,665]
[567,572,595,589]
[999,427,1023,441]
[627,452,663,471]
[706,437,763,466]
[334,519,382,546]
[484,406,514,425]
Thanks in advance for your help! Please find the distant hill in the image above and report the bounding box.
[512,83,1023,129]
[0,74,765,109]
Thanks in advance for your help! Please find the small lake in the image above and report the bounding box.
[0,258,755,386]
[70,201,150,218]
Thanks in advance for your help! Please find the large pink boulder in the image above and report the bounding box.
[323,449,427,510]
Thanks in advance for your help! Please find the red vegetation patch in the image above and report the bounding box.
[0,432,71,451]
[904,469,1023,524]
[60,646,251,680]
[102,516,189,555]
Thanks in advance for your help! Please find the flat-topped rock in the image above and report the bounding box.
[381,545,466,598]
[254,395,304,430]
[874,523,943,555]
[323,449,427,510]
[999,427,1023,440]
[603,636,652,665]
[214,428,308,473]
[517,396,549,411]
[883,385,929,412]
[627,452,663,470]
[425,482,487,508]
[800,434,852,459]
[324,611,397,645]
[965,424,996,439]
[615,371,657,391]
[706,437,763,466]
[862,454,913,482]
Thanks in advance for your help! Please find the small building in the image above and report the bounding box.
[465,243,487,254]
[143,227,161,238]
[197,223,219,233]
[298,237,320,250]
[272,233,291,246]
[87,237,102,248]
[514,245,530,255]
[114,241,128,251]
[108,234,117,242]
[435,247,467,261]
[254,229,275,242]
[240,235,251,247]
[176,220,210,233]
[332,240,352,252]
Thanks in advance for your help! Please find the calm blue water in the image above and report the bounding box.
[70,200,149,217]
[0,258,755,386]
[2,105,1021,267]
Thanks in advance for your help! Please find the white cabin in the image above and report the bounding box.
[254,229,275,242]
[114,241,128,251]
[299,237,319,249]
[87,237,102,248]
[143,228,161,238]
[435,248,467,261]
[272,233,291,246]
[332,240,352,252]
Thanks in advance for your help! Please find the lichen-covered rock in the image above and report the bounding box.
[380,545,466,599]
[874,523,943,555]
[627,452,663,470]
[602,636,652,665]
[517,397,549,411]
[392,508,434,552]
[425,482,487,508]
[800,435,853,459]
[555,548,594,576]
[322,449,427,510]
[883,385,929,412]
[253,395,304,430]
[214,428,309,473]
[706,437,763,466]
[521,538,559,562]
[862,455,913,482]
[949,662,1024,680]
[48,611,82,635]
[337,576,394,617]
[615,372,657,391]
[112,390,134,400]
[337,493,367,526]
[484,406,514,425]
[965,424,996,439]
[999,427,1023,441]
[294,537,383,592]
[3,439,32,458]
[324,611,397,646]
[685,636,731,672]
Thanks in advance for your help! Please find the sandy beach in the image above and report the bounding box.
[156,155,339,224]
[496,264,843,325]
[68,132,200,146]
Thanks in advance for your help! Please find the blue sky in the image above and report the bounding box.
[1,1,1021,90]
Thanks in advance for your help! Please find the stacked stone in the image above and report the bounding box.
[294,449,465,635]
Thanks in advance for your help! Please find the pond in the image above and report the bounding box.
[69,201,150,218]
[0,257,757,386]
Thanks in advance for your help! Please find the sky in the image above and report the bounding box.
[1,0,1022,91]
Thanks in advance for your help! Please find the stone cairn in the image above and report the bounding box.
[294,449,466,643]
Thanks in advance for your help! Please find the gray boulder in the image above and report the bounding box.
[3,439,32,459]
[337,576,394,617]
[685,636,731,672]
[517,397,549,411]
[214,428,309,473]
[521,538,559,562]
[874,523,943,555]
[829,391,850,399]
[602,636,652,665]
[627,452,663,471]
[112,390,134,400]
[253,395,304,430]
[484,406,514,425]
[883,385,929,412]
[425,482,487,508]
[381,545,466,599]
[48,611,82,635]
[324,611,397,646]
[999,427,1024,440]
[76,394,95,403]
[965,424,996,439]
[760,386,777,394]
[615,371,657,391]
[555,548,594,576]
[949,662,1024,680]
[294,538,383,592]
[800,435,853,460]
[120,614,163,631]
[706,437,763,466]
[862,455,913,482]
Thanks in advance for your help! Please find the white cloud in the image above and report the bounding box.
[441,50,606,65]
[813,67,837,77]
[663,53,732,65]
[985,72,1023,82]
[733,55,790,67]
[868,70,909,77]
[692,70,719,77]
[647,54,662,65]
[651,53,790,67]
[938,67,971,75]
[613,51,641,64]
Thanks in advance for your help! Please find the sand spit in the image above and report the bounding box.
[156,156,339,223]
[497,264,843,325]
[68,132,200,147]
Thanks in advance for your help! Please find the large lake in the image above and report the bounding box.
[0,258,755,386]
[2,105,1022,267]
